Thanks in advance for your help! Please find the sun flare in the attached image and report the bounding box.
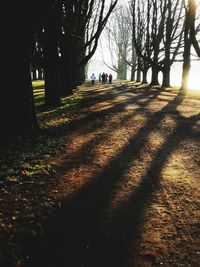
[187,73,200,93]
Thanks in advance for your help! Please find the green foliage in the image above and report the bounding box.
[0,81,81,186]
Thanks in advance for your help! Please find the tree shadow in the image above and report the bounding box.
[34,83,162,138]
[21,86,200,267]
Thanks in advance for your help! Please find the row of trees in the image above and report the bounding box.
[101,0,200,90]
[1,0,118,142]
[2,0,200,143]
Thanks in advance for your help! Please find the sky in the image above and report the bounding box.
[88,0,200,91]
[88,45,200,90]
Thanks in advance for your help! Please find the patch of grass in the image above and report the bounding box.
[0,80,82,264]
[0,81,81,186]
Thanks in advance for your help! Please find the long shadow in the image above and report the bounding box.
[36,84,162,138]
[96,112,200,267]
[61,86,163,135]
[43,87,163,176]
[22,89,198,267]
[79,83,152,109]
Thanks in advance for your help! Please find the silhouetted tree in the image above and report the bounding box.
[102,6,130,80]
[181,0,200,92]
[58,0,118,95]
[131,0,184,86]
[1,1,58,142]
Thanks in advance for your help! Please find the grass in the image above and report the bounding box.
[0,80,81,196]
[0,80,82,264]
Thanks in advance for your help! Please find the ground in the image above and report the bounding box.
[0,82,200,266]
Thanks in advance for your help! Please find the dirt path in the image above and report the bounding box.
[23,83,200,266]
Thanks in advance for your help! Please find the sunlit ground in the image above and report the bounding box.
[1,79,200,266]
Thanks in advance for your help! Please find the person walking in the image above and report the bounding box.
[109,73,113,84]
[105,73,108,83]
[99,73,102,83]
[101,72,106,84]
[90,73,96,86]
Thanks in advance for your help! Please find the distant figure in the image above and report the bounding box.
[109,74,113,84]
[90,73,96,86]
[101,72,106,84]
[99,73,102,83]
[105,73,108,83]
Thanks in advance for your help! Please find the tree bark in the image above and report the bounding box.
[162,64,171,87]
[38,67,43,80]
[1,1,59,143]
[142,68,148,83]
[180,3,192,93]
[150,66,160,85]
[130,67,135,81]
[43,9,60,106]
[181,38,191,93]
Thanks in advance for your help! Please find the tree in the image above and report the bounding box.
[101,6,130,80]
[1,1,58,142]
[42,1,61,106]
[161,0,184,87]
[58,0,118,95]
[131,0,184,87]
[181,0,200,92]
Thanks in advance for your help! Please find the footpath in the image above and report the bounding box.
[2,82,200,266]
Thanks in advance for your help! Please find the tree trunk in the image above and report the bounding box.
[181,46,191,93]
[43,12,60,106]
[130,65,135,81]
[38,67,43,80]
[150,66,159,85]
[142,68,148,83]
[162,65,171,87]
[59,60,74,96]
[1,1,58,143]
[180,3,192,93]
[117,53,127,80]
[136,55,141,82]
[2,36,38,142]
[76,66,86,86]
[44,64,60,106]
[136,68,141,82]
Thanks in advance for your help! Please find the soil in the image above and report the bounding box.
[1,82,200,267]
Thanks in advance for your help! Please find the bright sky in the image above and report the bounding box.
[88,0,200,91]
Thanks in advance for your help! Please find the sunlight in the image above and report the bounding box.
[188,74,200,93]
[187,61,200,94]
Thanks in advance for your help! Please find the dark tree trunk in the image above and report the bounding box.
[38,67,43,80]
[150,66,159,85]
[1,6,40,143]
[76,66,86,86]
[43,11,60,106]
[44,64,60,106]
[142,68,148,83]
[130,67,135,81]
[1,1,58,143]
[162,65,171,87]
[59,60,74,96]
[136,68,141,82]
[2,38,38,142]
[136,55,141,82]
